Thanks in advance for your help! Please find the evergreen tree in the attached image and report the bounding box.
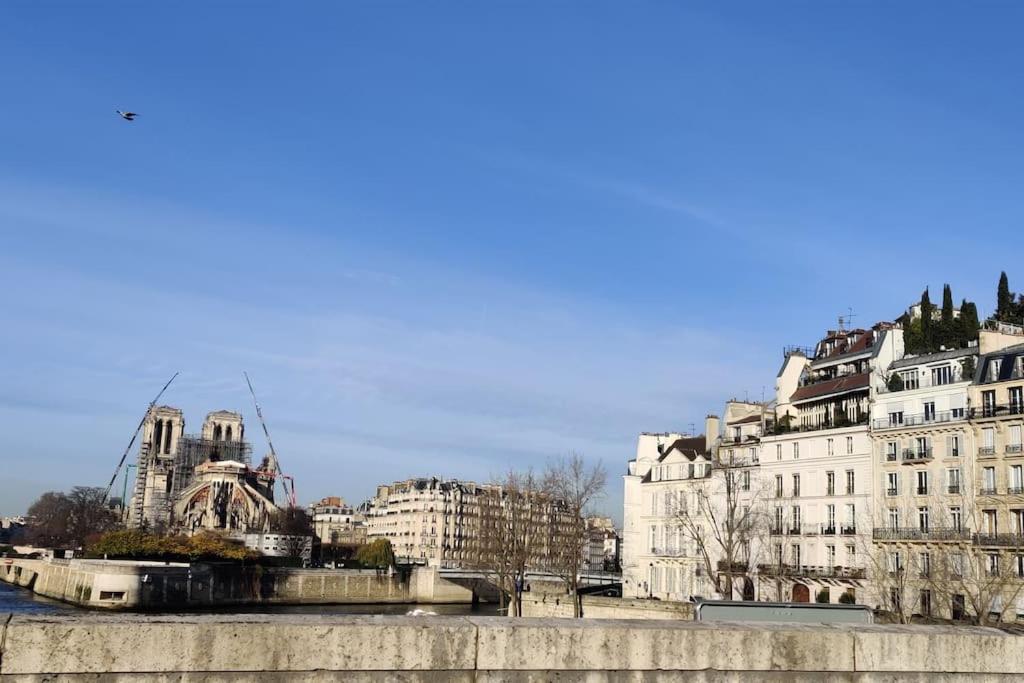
[920,288,934,352]
[997,271,1012,321]
[940,284,956,348]
[960,299,980,344]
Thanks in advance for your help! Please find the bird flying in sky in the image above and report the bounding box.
[115,110,138,121]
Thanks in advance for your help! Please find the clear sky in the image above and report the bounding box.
[2,2,1023,522]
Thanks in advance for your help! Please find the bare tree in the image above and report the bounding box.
[27,487,121,548]
[543,453,607,617]
[673,451,768,600]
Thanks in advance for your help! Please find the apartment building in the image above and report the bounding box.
[757,324,901,605]
[622,428,716,600]
[965,339,1024,620]
[365,478,493,567]
[309,496,367,548]
[870,345,977,618]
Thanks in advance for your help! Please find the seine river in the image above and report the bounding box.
[0,581,500,616]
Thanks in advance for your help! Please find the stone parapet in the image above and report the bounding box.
[1,614,1023,679]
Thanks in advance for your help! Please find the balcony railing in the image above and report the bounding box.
[877,374,967,395]
[1008,445,1024,455]
[840,525,857,535]
[787,526,802,535]
[716,560,749,573]
[756,563,866,580]
[979,487,998,496]
[916,486,929,496]
[901,448,933,463]
[872,411,966,429]
[820,525,837,535]
[1009,486,1024,495]
[979,447,996,457]
[886,488,898,497]
[971,404,1024,419]
[973,533,1024,547]
[873,527,971,541]
[948,484,962,494]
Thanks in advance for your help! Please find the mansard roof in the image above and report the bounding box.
[789,372,870,403]
[657,436,709,462]
[889,346,975,370]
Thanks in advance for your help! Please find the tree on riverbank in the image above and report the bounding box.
[26,487,121,548]
[356,538,395,576]
[86,530,257,562]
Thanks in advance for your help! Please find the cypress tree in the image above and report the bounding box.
[940,284,956,348]
[960,299,980,344]
[920,288,934,352]
[997,271,1012,321]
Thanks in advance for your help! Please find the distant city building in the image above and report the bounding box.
[365,477,496,567]
[585,516,620,571]
[244,532,313,563]
[309,496,367,547]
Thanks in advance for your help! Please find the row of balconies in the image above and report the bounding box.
[755,563,866,580]
[970,404,1024,419]
[872,411,965,430]
[978,444,1024,457]
[886,484,963,497]
[770,524,856,536]
[873,527,1024,547]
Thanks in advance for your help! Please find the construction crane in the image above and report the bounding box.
[244,372,298,508]
[103,372,179,503]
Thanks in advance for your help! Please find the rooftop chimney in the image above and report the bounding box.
[705,415,720,454]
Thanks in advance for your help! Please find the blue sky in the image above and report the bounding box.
[2,2,1023,521]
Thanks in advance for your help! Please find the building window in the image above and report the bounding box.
[846,470,855,495]
[888,508,900,530]
[950,506,962,532]
[775,475,783,498]
[924,401,936,422]
[888,551,902,574]
[886,441,898,462]
[826,544,836,566]
[888,411,904,427]
[1011,387,1024,414]
[793,474,801,497]
[900,371,919,390]
[886,472,899,497]
[983,390,997,417]
[984,509,998,535]
[826,504,836,533]
[920,589,932,616]
[846,436,854,455]
[741,470,750,491]
[931,365,952,386]
[918,506,930,532]
[826,471,835,496]
[949,434,961,457]
[791,544,801,567]
[916,470,929,496]
[1011,466,1023,494]
[776,444,782,461]
[947,468,962,494]
[988,553,1001,577]
[983,467,997,494]
[919,551,932,578]
[793,443,799,459]
[827,438,834,456]
[846,544,856,565]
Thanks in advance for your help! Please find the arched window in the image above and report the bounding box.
[225,426,233,442]
[213,424,222,441]
[164,420,173,454]
[153,420,163,453]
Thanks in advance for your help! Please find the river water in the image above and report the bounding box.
[0,582,501,616]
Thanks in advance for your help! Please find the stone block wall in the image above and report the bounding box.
[1,614,1022,680]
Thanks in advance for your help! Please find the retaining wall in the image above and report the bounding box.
[522,592,694,619]
[0,559,472,609]
[1,614,1022,680]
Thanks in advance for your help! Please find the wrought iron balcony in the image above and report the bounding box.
[1008,444,1024,455]
[873,527,971,542]
[1009,486,1024,495]
[840,525,857,535]
[979,487,998,496]
[979,447,996,457]
[756,563,866,580]
[901,448,932,463]
[947,484,962,494]
[973,533,1024,547]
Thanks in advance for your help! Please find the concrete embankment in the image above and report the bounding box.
[521,592,694,619]
[1,614,1023,680]
[0,558,471,609]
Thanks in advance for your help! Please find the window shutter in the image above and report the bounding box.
[946,435,953,457]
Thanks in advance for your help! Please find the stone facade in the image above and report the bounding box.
[126,406,280,539]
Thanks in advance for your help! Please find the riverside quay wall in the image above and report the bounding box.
[2,615,1024,680]
[0,558,471,609]
[521,592,694,620]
